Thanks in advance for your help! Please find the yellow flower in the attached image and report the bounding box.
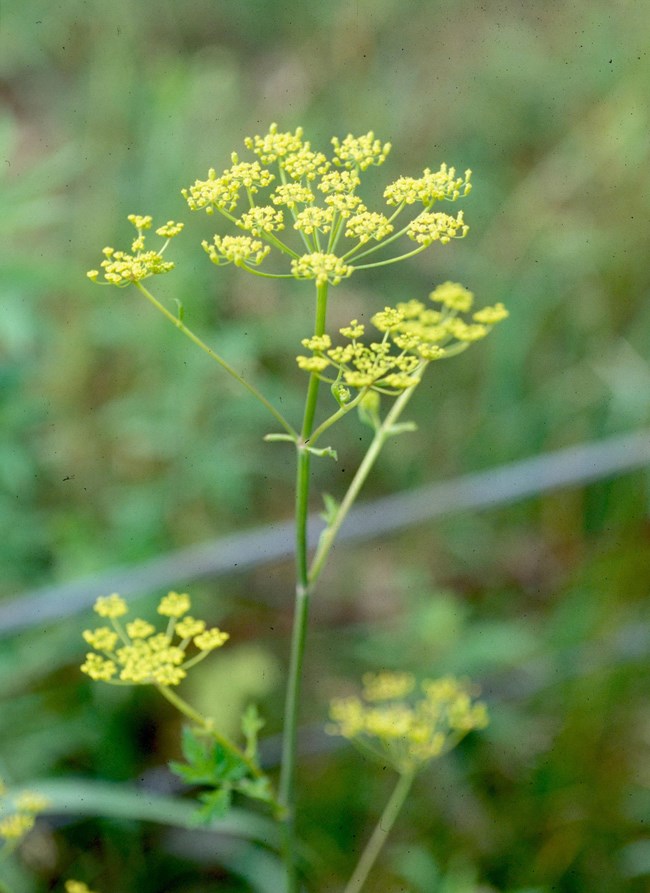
[445,319,488,342]
[345,210,393,244]
[82,627,119,651]
[417,343,445,360]
[158,591,191,618]
[293,206,333,235]
[271,182,315,207]
[238,205,285,236]
[301,334,332,351]
[328,673,488,774]
[155,220,184,238]
[65,881,99,893]
[15,792,50,813]
[417,164,472,204]
[81,593,231,688]
[429,280,474,311]
[331,131,391,170]
[175,616,206,638]
[371,307,405,332]
[127,214,152,230]
[407,210,468,245]
[384,164,471,206]
[296,355,331,373]
[194,628,230,652]
[362,671,416,701]
[244,123,305,164]
[291,253,352,287]
[473,302,509,324]
[202,235,270,267]
[94,593,128,618]
[126,619,156,639]
[87,216,178,287]
[0,812,35,840]
[318,169,361,195]
[282,145,330,180]
[339,321,365,339]
[323,191,364,218]
[80,653,117,681]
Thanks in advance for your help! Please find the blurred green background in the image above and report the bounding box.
[1,0,650,891]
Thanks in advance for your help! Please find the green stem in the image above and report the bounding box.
[135,283,297,438]
[343,771,415,893]
[353,243,427,270]
[279,281,329,893]
[238,265,295,279]
[308,378,422,586]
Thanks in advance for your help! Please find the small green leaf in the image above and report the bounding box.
[180,726,207,766]
[196,787,232,822]
[241,704,265,761]
[171,727,248,786]
[169,727,217,784]
[173,298,184,321]
[212,742,248,783]
[305,444,338,460]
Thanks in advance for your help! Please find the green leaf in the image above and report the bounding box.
[170,727,248,786]
[197,787,232,823]
[169,727,217,785]
[168,758,215,786]
[212,742,249,783]
[173,298,184,321]
[305,444,338,460]
[180,725,208,767]
[241,704,265,761]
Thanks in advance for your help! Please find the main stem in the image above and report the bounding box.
[279,282,329,893]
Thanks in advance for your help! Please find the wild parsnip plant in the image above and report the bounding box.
[80,125,505,892]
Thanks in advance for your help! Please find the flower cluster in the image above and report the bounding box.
[87,215,183,287]
[80,592,229,687]
[65,883,99,893]
[291,252,352,287]
[202,234,270,268]
[296,282,508,395]
[328,673,488,775]
[406,210,468,245]
[384,163,472,206]
[0,779,49,846]
[182,124,473,287]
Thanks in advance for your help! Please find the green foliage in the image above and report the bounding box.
[170,721,274,824]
